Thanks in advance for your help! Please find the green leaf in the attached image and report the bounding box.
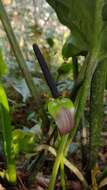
[46,37,54,47]
[62,35,81,58]
[58,62,73,75]
[12,79,30,102]
[62,35,87,58]
[46,0,94,50]
[0,49,7,77]
[11,77,49,102]
[0,83,16,184]
[46,0,107,57]
[12,129,36,155]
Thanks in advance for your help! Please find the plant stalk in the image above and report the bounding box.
[0,83,16,184]
[88,60,107,174]
[48,135,68,190]
[0,0,37,99]
[60,154,66,190]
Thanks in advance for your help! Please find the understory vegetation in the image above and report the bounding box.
[0,0,107,190]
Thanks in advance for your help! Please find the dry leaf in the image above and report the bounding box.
[99,177,107,189]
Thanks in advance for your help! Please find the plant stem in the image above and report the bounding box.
[72,56,78,83]
[0,0,37,99]
[80,115,88,169]
[0,84,16,184]
[65,53,98,154]
[60,154,66,190]
[48,135,68,190]
[70,58,88,101]
[36,144,89,189]
[88,60,107,173]
[64,0,105,171]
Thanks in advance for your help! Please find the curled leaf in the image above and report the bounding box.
[48,98,75,135]
[55,107,75,135]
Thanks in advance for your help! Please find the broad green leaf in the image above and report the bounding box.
[46,0,107,57]
[12,129,36,155]
[0,49,7,77]
[46,0,94,50]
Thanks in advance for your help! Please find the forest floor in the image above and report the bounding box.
[0,91,107,190]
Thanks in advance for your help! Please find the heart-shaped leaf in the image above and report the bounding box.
[46,0,107,58]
